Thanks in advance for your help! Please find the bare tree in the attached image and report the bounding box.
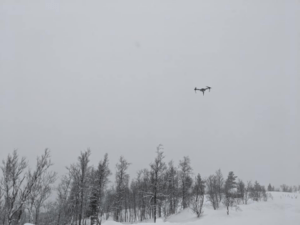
[0,169,6,224]
[215,169,224,203]
[190,174,205,218]
[244,181,252,205]
[164,160,179,216]
[89,153,111,225]
[236,179,245,204]
[56,174,73,225]
[29,171,57,224]
[135,169,151,222]
[0,150,27,225]
[38,201,57,225]
[0,149,53,225]
[113,156,130,222]
[149,145,167,223]
[206,175,218,210]
[68,149,91,225]
[280,184,292,193]
[178,156,193,209]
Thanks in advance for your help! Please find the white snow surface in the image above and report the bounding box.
[24,192,299,225]
[103,192,300,225]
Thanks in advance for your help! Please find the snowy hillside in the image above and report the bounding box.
[102,192,300,225]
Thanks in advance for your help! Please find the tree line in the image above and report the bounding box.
[1,147,299,225]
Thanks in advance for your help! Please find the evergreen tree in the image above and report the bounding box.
[224,171,237,215]
[250,181,262,201]
[267,183,272,191]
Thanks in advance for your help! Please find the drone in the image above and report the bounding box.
[194,86,211,96]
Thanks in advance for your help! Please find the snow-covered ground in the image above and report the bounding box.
[104,192,300,225]
[24,192,299,225]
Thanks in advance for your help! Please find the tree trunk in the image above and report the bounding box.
[158,202,161,218]
[35,208,40,225]
[153,172,158,223]
[57,210,61,225]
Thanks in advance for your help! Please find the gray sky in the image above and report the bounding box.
[0,0,299,187]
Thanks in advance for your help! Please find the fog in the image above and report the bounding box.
[0,0,299,187]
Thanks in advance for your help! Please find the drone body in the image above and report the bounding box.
[194,86,212,96]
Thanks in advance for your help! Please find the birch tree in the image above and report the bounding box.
[164,161,179,216]
[215,169,224,203]
[68,149,91,225]
[190,174,205,217]
[206,175,218,210]
[149,145,166,223]
[113,156,130,222]
[27,170,57,224]
[89,153,111,225]
[178,156,193,209]
[0,149,53,225]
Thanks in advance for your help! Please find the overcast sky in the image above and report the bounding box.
[0,0,299,187]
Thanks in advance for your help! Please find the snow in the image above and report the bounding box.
[102,192,300,225]
[24,192,298,225]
